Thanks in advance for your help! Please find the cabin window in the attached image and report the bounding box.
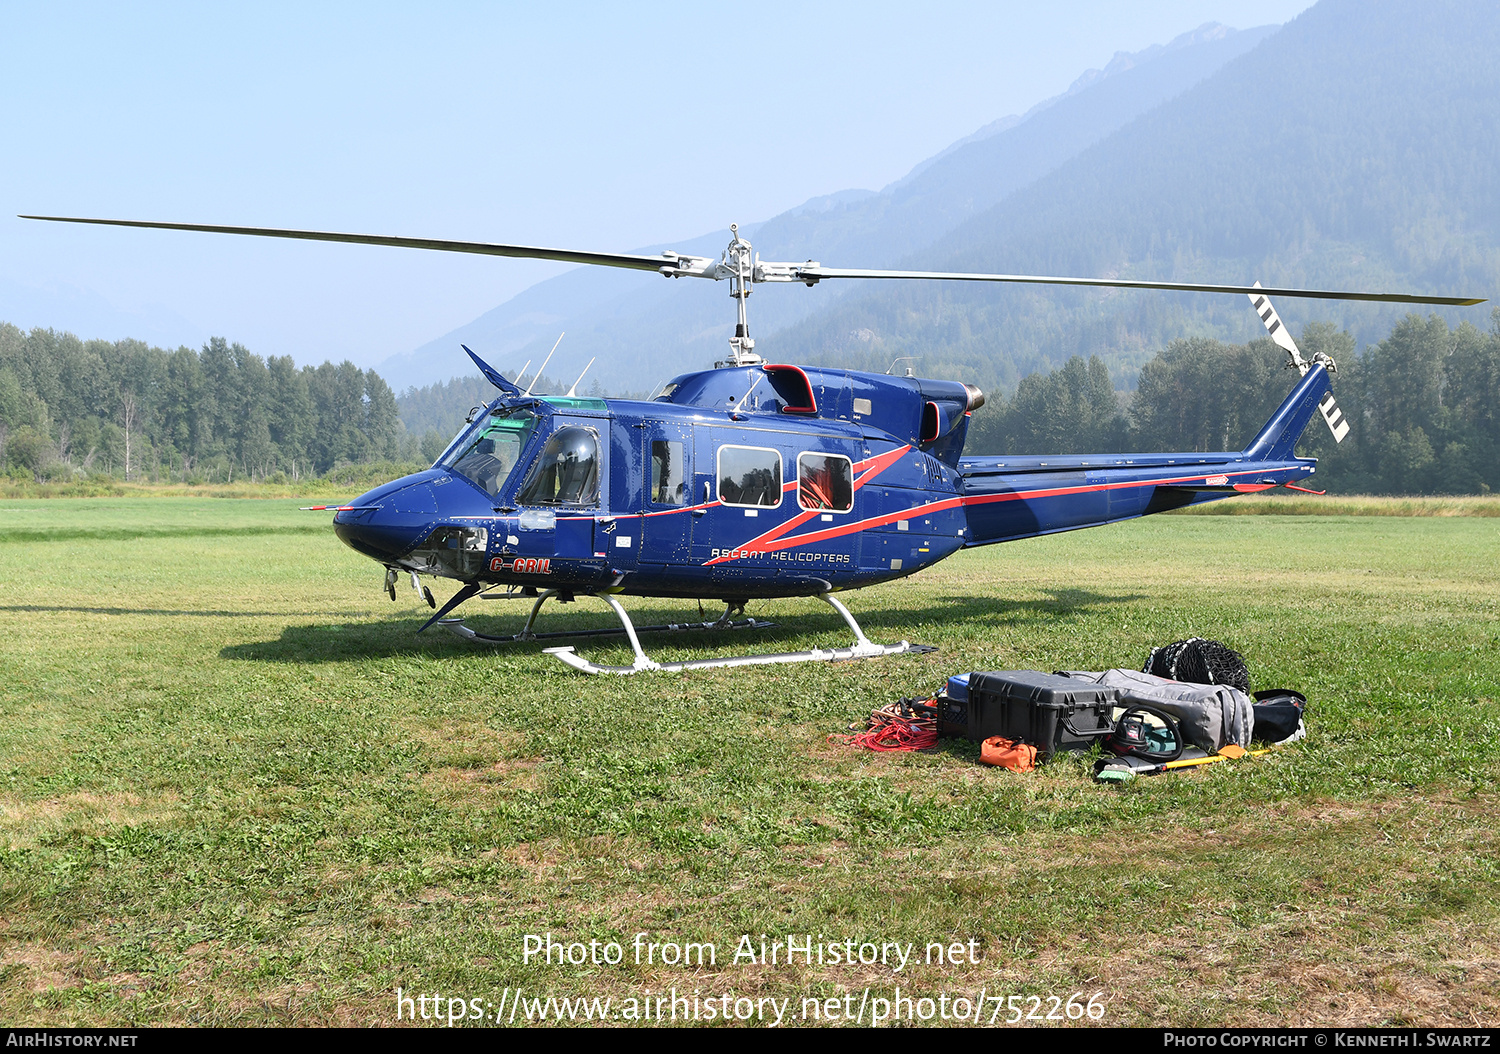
[446,408,538,498]
[716,445,782,508]
[650,440,686,505]
[517,424,600,505]
[797,452,853,512]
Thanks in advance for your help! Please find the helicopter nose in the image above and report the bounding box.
[330,471,444,561]
[333,507,429,563]
[329,468,494,563]
[333,503,433,562]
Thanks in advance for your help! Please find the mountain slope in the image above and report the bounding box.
[767,0,1500,394]
[380,22,1276,394]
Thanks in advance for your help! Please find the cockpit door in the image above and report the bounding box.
[511,415,603,564]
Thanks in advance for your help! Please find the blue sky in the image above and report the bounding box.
[1,1,1314,373]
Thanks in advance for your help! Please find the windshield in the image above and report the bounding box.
[443,407,539,498]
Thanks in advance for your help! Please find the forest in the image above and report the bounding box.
[3,311,1497,495]
[0,323,410,484]
[965,311,1500,495]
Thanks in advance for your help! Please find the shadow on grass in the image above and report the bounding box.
[220,586,1141,665]
[0,604,373,618]
[924,587,1147,628]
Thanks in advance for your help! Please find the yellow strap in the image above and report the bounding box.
[1161,746,1272,771]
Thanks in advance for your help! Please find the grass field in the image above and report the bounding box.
[1,496,1497,1027]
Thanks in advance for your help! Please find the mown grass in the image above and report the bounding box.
[1173,491,1500,517]
[0,498,1496,1027]
[0,463,425,502]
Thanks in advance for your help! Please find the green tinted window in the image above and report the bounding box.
[449,411,538,498]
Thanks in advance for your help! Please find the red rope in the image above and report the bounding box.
[830,699,939,751]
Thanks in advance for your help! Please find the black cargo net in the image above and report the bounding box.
[1143,638,1250,694]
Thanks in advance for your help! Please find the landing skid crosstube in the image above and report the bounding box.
[436,589,934,675]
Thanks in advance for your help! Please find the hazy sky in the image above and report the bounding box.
[2,1,1315,372]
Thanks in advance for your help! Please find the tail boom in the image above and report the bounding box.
[957,365,1330,547]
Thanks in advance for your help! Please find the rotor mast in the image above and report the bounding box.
[707,223,823,368]
[718,224,760,368]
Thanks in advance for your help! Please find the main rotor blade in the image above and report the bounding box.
[18,215,691,274]
[21,214,1485,306]
[797,266,1486,306]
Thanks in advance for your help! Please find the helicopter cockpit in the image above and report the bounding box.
[441,405,538,498]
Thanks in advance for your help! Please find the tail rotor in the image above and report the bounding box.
[1249,282,1350,443]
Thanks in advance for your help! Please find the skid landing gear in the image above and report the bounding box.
[438,589,934,674]
[438,589,774,650]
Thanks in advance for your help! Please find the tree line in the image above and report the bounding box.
[6,311,1498,495]
[0,323,411,483]
[965,311,1500,496]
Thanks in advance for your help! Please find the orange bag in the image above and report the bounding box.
[980,736,1037,772]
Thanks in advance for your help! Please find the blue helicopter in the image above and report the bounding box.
[21,215,1486,673]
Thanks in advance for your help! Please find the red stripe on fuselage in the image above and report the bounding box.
[702,465,1292,564]
[702,445,912,564]
[957,466,1276,506]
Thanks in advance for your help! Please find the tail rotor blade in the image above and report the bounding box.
[1316,391,1351,443]
[1248,283,1303,360]
[1249,283,1350,444]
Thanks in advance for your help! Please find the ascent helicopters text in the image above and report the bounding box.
[522,932,982,972]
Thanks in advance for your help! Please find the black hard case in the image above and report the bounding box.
[965,671,1118,757]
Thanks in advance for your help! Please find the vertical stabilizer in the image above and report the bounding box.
[1241,363,1332,462]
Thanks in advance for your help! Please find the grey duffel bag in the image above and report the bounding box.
[1062,669,1255,752]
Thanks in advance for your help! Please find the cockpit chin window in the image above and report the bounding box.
[399,525,489,579]
[444,408,538,498]
[517,425,600,505]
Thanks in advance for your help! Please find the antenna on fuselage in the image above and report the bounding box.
[512,359,532,389]
[732,370,764,412]
[524,333,565,396]
[566,356,596,397]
